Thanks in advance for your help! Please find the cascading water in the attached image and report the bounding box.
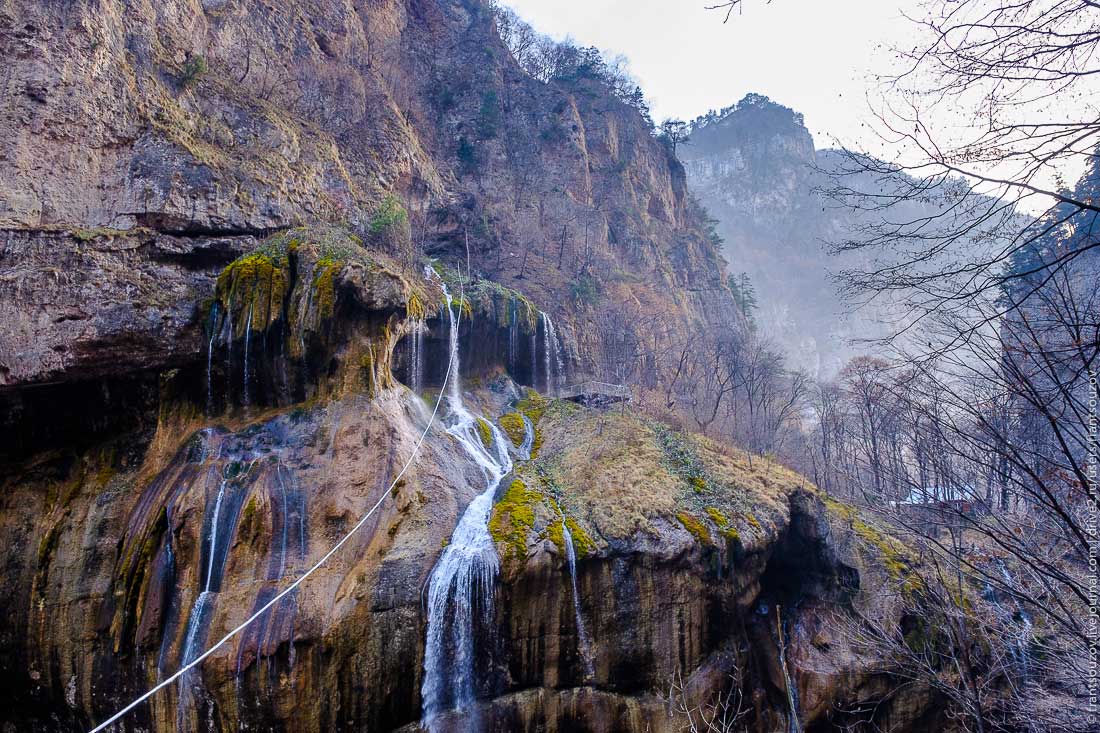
[206,304,219,413]
[995,560,1034,679]
[409,318,426,394]
[242,301,255,407]
[518,414,534,461]
[176,459,255,729]
[775,606,802,733]
[561,517,595,681]
[540,311,565,395]
[421,276,514,732]
[508,296,518,374]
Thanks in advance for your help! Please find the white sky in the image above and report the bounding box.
[503,0,914,151]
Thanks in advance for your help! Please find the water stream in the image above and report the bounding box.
[541,311,565,395]
[420,276,514,732]
[176,459,255,729]
[242,301,255,407]
[206,304,219,413]
[561,518,595,681]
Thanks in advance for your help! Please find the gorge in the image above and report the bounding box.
[0,0,1017,731]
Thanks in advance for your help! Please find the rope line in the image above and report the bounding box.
[89,271,464,733]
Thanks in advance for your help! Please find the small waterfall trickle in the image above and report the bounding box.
[409,318,426,394]
[518,414,534,461]
[176,459,255,729]
[775,606,802,733]
[242,301,255,407]
[995,559,1034,679]
[421,275,514,732]
[508,296,518,374]
[561,517,594,681]
[206,303,219,413]
[540,311,566,396]
[225,294,235,406]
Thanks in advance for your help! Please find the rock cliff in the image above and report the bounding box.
[1,2,944,731]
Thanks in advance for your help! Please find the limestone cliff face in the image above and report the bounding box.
[1,2,940,731]
[1,0,736,392]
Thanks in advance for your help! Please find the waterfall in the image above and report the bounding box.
[409,318,426,394]
[176,461,254,728]
[242,301,255,407]
[508,297,518,374]
[540,312,566,396]
[421,276,514,732]
[561,518,595,681]
[995,560,1034,679]
[518,414,534,461]
[225,294,234,406]
[775,606,802,733]
[206,303,219,414]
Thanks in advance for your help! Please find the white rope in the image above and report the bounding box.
[90,270,465,733]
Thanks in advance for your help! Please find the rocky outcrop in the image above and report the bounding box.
[0,349,944,731]
[1,1,941,731]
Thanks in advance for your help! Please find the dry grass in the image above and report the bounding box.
[534,406,807,544]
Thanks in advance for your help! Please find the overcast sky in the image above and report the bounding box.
[503,0,914,151]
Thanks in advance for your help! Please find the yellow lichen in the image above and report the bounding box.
[312,258,343,320]
[499,412,527,448]
[824,497,916,587]
[476,417,494,449]
[677,511,712,546]
[406,291,426,321]
[488,478,541,561]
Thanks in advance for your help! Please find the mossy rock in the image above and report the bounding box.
[676,511,712,546]
[824,496,919,592]
[488,478,542,561]
[475,417,494,450]
[499,412,527,449]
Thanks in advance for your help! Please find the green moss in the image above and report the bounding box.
[488,478,541,561]
[476,417,494,450]
[677,511,712,546]
[516,389,549,423]
[215,249,291,332]
[499,412,527,448]
[69,226,135,241]
[312,257,343,320]
[824,497,916,587]
[564,517,595,557]
[407,291,426,321]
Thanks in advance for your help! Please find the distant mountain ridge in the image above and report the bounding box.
[681,94,890,377]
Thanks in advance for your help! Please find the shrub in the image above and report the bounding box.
[569,274,601,305]
[368,194,409,236]
[180,55,207,88]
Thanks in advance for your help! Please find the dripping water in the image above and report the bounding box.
[176,459,255,729]
[420,274,514,732]
[206,303,219,414]
[242,301,255,407]
[409,318,426,394]
[775,606,802,733]
[561,515,594,681]
[995,559,1034,680]
[540,312,565,396]
[518,414,534,461]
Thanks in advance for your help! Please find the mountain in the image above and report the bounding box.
[0,5,948,732]
[680,94,893,377]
